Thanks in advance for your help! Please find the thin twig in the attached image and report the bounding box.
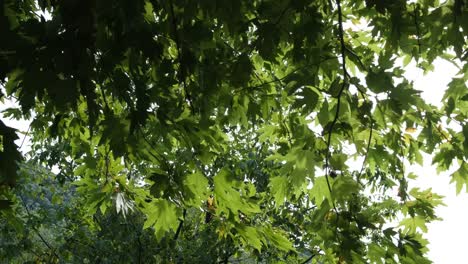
[413,4,422,58]
[300,253,316,264]
[434,123,451,143]
[137,127,163,163]
[103,147,110,184]
[282,119,293,147]
[19,194,61,261]
[240,56,339,93]
[273,5,290,26]
[358,120,374,178]
[173,208,187,242]
[99,86,110,112]
[345,46,368,71]
[20,123,31,149]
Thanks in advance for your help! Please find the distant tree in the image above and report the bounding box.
[1,0,467,262]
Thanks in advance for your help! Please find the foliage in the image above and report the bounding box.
[1,0,467,262]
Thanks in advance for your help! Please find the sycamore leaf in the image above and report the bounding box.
[309,176,333,206]
[332,176,360,203]
[389,84,421,110]
[258,124,278,143]
[330,153,348,171]
[214,169,260,220]
[0,120,22,189]
[143,1,155,23]
[318,99,331,125]
[263,226,295,252]
[236,224,264,251]
[366,70,393,93]
[443,78,467,100]
[143,199,180,240]
[183,171,208,206]
[269,176,288,206]
[2,0,466,261]
[368,243,387,264]
[399,216,428,234]
[290,167,307,193]
[292,86,320,114]
[450,162,468,194]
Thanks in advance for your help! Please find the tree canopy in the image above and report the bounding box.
[1,0,467,263]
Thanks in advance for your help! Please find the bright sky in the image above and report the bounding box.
[404,58,468,264]
[0,59,466,264]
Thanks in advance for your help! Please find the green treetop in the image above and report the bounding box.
[0,0,467,263]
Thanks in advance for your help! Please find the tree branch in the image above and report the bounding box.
[300,253,316,264]
[20,123,31,149]
[19,194,61,261]
[412,4,422,58]
[358,119,374,180]
[173,208,187,242]
[324,0,348,211]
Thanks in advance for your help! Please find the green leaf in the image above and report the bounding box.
[1,1,464,261]
[332,176,360,202]
[366,70,393,93]
[143,199,180,240]
[214,169,260,219]
[330,153,348,171]
[263,226,294,252]
[309,176,333,206]
[389,83,421,110]
[231,54,253,87]
[450,162,468,194]
[183,171,208,206]
[318,99,331,125]
[269,176,288,206]
[292,86,320,114]
[0,120,22,189]
[236,224,263,251]
[143,1,155,23]
[443,78,467,100]
[399,216,428,234]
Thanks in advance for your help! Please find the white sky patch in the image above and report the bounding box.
[401,58,468,264]
[0,92,32,153]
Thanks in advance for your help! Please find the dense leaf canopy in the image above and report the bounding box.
[1,0,467,263]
